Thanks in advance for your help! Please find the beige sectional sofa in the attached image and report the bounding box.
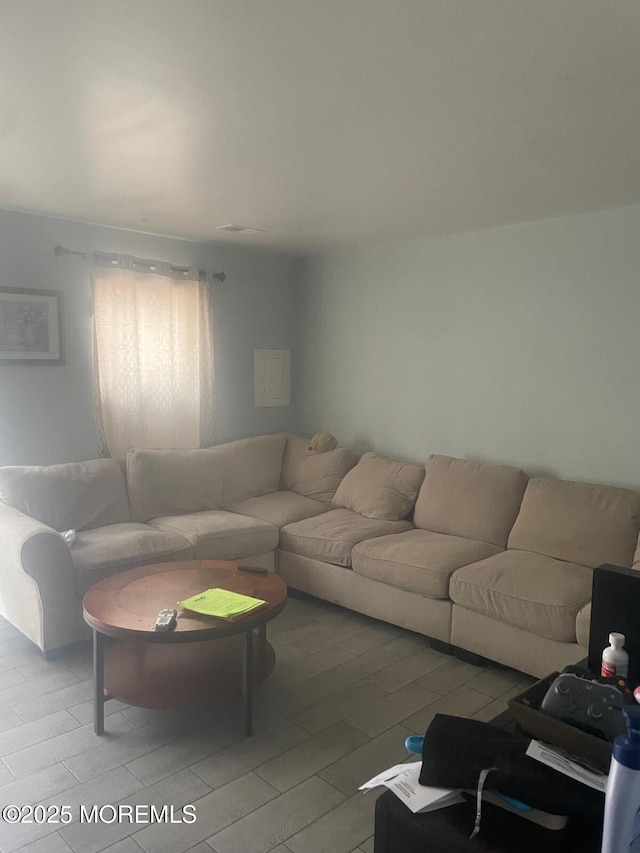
[1,433,639,681]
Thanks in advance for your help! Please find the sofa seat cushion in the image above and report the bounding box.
[352,529,503,600]
[449,550,593,643]
[72,522,193,595]
[148,511,279,560]
[227,491,330,528]
[279,508,412,567]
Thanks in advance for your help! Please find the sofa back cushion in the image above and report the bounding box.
[332,452,425,520]
[290,448,358,503]
[280,435,311,490]
[219,434,288,506]
[413,455,529,547]
[0,458,130,532]
[508,477,640,568]
[127,448,224,521]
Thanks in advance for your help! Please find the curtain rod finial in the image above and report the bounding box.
[213,271,226,283]
[54,244,86,258]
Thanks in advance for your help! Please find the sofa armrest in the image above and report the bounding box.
[576,601,591,650]
[0,503,79,652]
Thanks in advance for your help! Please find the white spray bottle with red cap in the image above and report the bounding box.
[602,705,640,852]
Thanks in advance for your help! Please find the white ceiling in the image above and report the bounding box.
[0,0,639,251]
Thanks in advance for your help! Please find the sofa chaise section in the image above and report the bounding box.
[450,477,640,676]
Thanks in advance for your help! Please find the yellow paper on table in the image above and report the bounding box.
[178,588,266,619]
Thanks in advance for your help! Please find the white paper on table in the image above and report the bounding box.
[526,739,609,793]
[360,761,465,814]
[359,762,420,790]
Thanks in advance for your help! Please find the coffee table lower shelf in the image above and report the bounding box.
[94,631,274,736]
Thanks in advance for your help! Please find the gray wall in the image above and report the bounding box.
[294,204,640,491]
[0,209,296,466]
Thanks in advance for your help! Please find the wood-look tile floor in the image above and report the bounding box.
[0,593,535,853]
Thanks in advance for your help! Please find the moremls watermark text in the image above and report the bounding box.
[1,804,197,825]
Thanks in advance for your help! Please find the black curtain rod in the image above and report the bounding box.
[53,245,226,283]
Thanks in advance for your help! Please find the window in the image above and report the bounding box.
[92,254,214,458]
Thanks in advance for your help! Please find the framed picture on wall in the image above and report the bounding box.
[0,287,64,364]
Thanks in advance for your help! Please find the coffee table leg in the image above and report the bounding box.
[93,630,105,736]
[242,630,253,737]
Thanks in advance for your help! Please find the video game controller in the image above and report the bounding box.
[540,672,626,742]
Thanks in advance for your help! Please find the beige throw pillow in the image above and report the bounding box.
[290,448,357,503]
[332,452,425,520]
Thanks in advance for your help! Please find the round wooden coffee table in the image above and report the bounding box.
[82,559,287,737]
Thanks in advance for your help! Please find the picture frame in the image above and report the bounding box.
[0,287,64,365]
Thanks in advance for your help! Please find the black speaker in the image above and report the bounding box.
[588,563,640,687]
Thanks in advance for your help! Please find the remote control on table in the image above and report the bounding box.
[154,608,177,631]
[237,565,268,575]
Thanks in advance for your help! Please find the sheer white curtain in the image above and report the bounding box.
[92,254,214,458]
